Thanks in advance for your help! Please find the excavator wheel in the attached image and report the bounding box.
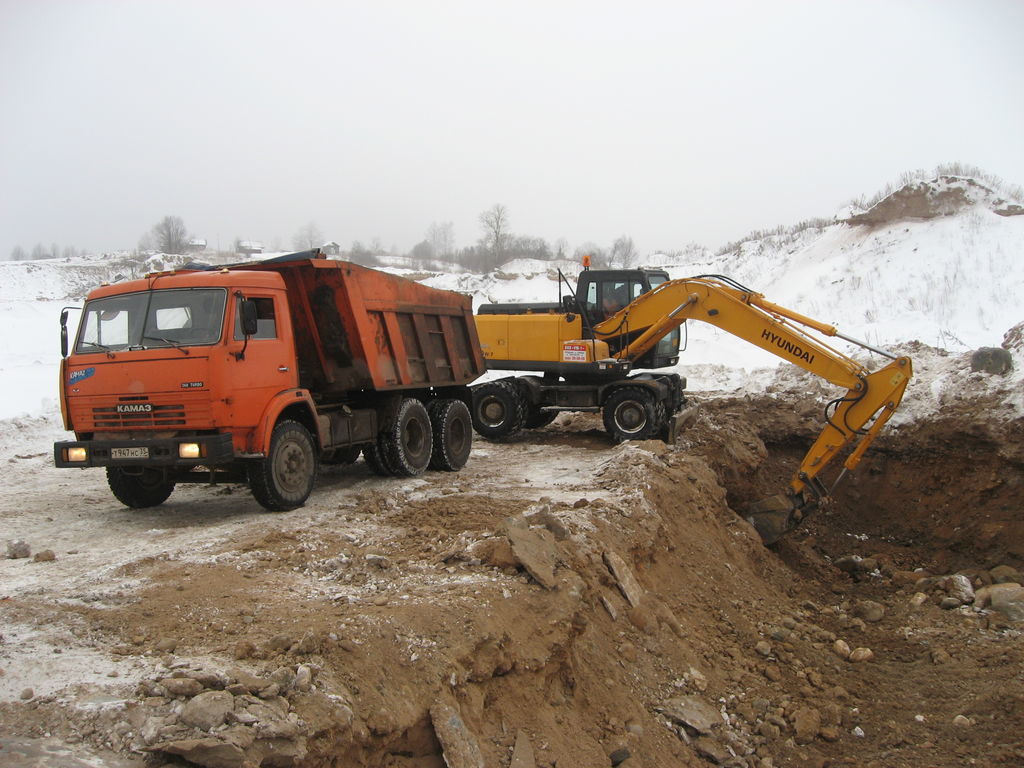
[602,386,662,442]
[523,403,558,429]
[471,380,527,440]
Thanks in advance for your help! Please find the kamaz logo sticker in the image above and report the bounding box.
[116,403,153,414]
[68,367,95,384]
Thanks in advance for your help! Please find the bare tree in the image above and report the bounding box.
[426,221,456,259]
[292,221,322,251]
[554,238,569,259]
[31,243,47,260]
[478,204,510,267]
[610,235,637,266]
[10,245,25,261]
[152,216,189,254]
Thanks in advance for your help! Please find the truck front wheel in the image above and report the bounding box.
[602,387,662,442]
[428,399,473,471]
[249,420,318,511]
[471,380,526,439]
[106,467,175,508]
[383,398,433,476]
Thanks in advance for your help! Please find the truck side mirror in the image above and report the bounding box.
[562,295,577,314]
[60,308,69,358]
[240,300,259,337]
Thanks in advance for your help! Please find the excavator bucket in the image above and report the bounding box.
[745,494,809,545]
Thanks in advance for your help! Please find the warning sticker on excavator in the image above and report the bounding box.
[563,343,589,362]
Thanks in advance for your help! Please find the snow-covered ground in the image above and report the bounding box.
[1,175,1021,427]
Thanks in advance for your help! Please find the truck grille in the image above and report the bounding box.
[74,394,214,431]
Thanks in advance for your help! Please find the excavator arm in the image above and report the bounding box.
[593,275,912,542]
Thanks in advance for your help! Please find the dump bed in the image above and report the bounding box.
[245,256,485,394]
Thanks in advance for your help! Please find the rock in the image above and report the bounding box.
[227,668,267,694]
[970,347,1012,375]
[160,677,204,697]
[505,520,559,589]
[848,647,874,663]
[608,746,631,766]
[430,701,485,768]
[793,707,821,744]
[155,638,178,653]
[365,553,391,569]
[853,600,885,623]
[939,597,962,610]
[19,687,33,700]
[909,592,929,607]
[154,737,248,768]
[952,714,973,727]
[989,565,1023,584]
[693,736,730,764]
[233,641,257,660]
[467,537,518,569]
[509,730,537,768]
[181,690,235,731]
[832,640,851,659]
[834,555,870,574]
[572,498,589,508]
[658,695,721,734]
[294,632,319,654]
[944,574,975,604]
[6,540,30,559]
[819,726,840,742]
[990,586,1024,621]
[526,507,570,541]
[755,640,772,657]
[293,664,313,692]
[975,582,1023,608]
[602,550,645,607]
[931,648,952,664]
[265,633,294,653]
[32,549,56,562]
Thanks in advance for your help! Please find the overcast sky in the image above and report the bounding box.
[2,0,1022,260]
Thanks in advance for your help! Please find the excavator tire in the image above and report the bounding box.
[471,380,527,440]
[523,404,558,429]
[382,398,433,477]
[106,467,175,509]
[602,386,662,442]
[427,399,473,471]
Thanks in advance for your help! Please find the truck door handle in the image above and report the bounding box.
[278,366,289,372]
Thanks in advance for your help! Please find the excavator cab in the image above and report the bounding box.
[573,269,680,369]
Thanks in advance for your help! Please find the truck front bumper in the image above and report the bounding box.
[54,434,235,468]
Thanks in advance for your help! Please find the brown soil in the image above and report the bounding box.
[1,390,1022,768]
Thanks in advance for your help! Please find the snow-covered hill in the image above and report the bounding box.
[2,173,1021,420]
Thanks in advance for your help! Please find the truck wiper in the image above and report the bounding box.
[82,341,116,357]
[142,335,191,355]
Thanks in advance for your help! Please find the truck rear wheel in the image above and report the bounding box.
[382,398,433,476]
[471,380,526,439]
[248,420,318,511]
[363,438,396,476]
[106,467,175,508]
[428,399,473,471]
[602,387,662,442]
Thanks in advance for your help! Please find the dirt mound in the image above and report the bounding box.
[846,175,1024,226]
[2,382,1023,767]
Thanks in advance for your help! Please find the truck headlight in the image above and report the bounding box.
[66,446,88,462]
[178,442,201,459]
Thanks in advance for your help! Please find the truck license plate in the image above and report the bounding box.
[111,447,149,459]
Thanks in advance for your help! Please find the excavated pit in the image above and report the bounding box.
[1,373,1023,768]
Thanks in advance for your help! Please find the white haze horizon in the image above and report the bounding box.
[2,170,1021,427]
[2,1,1024,262]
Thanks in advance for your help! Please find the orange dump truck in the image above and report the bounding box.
[54,250,485,511]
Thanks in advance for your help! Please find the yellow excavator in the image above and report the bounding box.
[471,259,912,543]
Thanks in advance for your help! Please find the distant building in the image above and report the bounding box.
[321,241,341,256]
[237,240,264,255]
[186,238,207,253]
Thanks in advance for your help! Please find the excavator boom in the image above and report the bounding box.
[593,275,912,541]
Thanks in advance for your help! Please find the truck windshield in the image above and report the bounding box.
[76,288,227,353]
